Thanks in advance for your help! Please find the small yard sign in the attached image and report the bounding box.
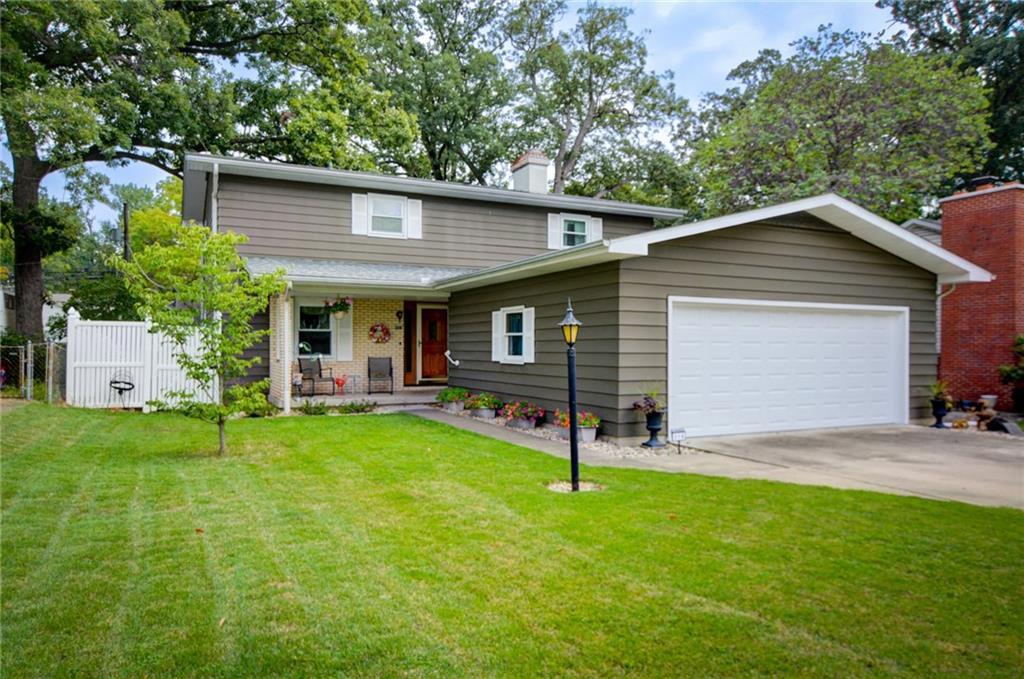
[669,427,687,455]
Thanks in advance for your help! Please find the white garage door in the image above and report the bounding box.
[668,297,909,438]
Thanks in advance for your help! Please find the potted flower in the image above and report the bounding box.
[632,388,666,448]
[552,408,601,443]
[998,334,1024,413]
[465,392,502,419]
[501,401,545,429]
[928,380,952,428]
[323,295,353,319]
[435,386,471,413]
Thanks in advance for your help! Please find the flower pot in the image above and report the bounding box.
[331,310,348,320]
[555,426,597,442]
[442,401,465,413]
[980,394,999,411]
[642,410,666,448]
[930,397,949,428]
[471,408,496,419]
[507,417,536,430]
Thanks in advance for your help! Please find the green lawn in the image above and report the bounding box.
[2,405,1022,677]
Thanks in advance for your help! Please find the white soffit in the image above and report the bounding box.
[608,194,992,284]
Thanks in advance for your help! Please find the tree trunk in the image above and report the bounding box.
[11,156,47,340]
[218,417,226,455]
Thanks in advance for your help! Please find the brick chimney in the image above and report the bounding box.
[511,149,549,194]
[939,180,1024,407]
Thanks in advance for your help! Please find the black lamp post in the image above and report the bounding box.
[559,298,582,492]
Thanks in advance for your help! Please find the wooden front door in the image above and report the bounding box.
[419,306,448,381]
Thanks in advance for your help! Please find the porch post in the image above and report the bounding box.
[282,287,292,414]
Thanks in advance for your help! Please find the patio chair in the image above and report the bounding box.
[367,357,393,395]
[298,357,335,397]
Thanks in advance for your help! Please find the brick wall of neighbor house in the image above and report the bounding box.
[939,183,1024,406]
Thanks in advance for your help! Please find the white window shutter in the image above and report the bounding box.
[351,193,368,235]
[522,307,535,363]
[547,213,562,250]
[590,217,603,242]
[407,198,422,239]
[491,311,502,362]
[336,308,354,361]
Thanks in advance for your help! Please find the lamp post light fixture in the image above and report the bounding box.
[558,298,583,492]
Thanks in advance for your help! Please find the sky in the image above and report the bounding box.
[3,0,902,226]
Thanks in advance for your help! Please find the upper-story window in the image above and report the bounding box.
[547,212,603,250]
[562,217,588,247]
[352,193,423,239]
[370,194,407,237]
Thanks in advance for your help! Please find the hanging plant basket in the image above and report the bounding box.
[324,296,353,318]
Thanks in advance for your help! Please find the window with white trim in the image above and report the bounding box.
[491,306,535,364]
[547,213,602,250]
[369,194,406,237]
[295,299,354,360]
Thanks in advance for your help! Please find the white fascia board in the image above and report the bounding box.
[434,240,631,291]
[608,193,993,284]
[184,153,687,220]
[288,280,450,301]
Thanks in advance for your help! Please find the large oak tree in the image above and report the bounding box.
[1,0,415,338]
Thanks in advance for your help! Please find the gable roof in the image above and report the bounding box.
[184,153,687,220]
[609,194,990,284]
[437,194,991,290]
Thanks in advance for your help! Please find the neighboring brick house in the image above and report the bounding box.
[182,153,990,440]
[935,181,1023,408]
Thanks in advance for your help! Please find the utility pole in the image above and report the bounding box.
[122,202,131,261]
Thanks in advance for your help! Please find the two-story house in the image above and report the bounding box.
[181,151,990,442]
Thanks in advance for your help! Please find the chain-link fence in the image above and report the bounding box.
[0,342,66,403]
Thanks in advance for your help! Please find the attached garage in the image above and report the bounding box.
[667,297,908,438]
[443,193,991,441]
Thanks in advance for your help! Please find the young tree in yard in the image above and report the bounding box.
[878,0,1024,180]
[507,1,687,195]
[1,0,415,339]
[692,29,991,223]
[114,225,284,455]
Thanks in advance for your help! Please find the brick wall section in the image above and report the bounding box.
[939,184,1023,405]
[268,296,407,402]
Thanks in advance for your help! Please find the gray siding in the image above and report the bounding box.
[449,214,938,440]
[615,218,937,438]
[216,175,653,268]
[448,262,625,433]
[229,307,270,387]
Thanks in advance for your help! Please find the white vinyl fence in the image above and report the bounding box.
[65,308,215,410]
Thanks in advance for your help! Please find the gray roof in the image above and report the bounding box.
[185,153,687,220]
[900,218,942,245]
[245,256,480,287]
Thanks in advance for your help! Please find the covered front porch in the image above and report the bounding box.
[250,256,475,411]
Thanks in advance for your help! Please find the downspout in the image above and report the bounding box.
[936,283,957,354]
[210,162,221,405]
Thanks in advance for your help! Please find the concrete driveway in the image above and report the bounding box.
[674,426,1024,508]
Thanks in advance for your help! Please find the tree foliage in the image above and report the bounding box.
[507,0,687,197]
[114,224,284,454]
[1,0,415,337]
[878,0,1023,180]
[366,0,517,183]
[692,29,991,222]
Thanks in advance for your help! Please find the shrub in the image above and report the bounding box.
[501,401,545,422]
[553,408,601,428]
[436,386,471,404]
[336,399,377,414]
[466,392,502,410]
[298,400,329,416]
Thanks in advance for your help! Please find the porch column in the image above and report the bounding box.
[282,285,292,414]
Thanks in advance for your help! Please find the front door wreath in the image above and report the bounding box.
[369,322,391,343]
